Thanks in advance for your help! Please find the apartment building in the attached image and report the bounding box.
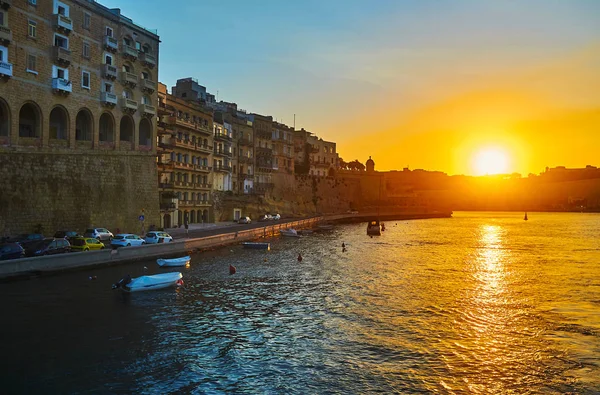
[157,83,214,227]
[252,113,274,194]
[271,121,294,175]
[0,0,161,233]
[308,134,338,176]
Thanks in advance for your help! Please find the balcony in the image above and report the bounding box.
[174,161,194,170]
[215,164,232,172]
[157,141,174,152]
[214,133,232,142]
[120,71,138,87]
[141,78,156,93]
[194,164,211,173]
[159,182,174,189]
[139,52,156,68]
[160,202,177,211]
[257,131,271,140]
[0,25,12,45]
[238,156,253,164]
[103,64,117,80]
[238,137,253,146]
[256,147,272,157]
[194,200,212,207]
[0,60,12,78]
[0,0,11,10]
[100,92,117,106]
[195,183,212,189]
[174,181,194,189]
[52,46,71,66]
[51,78,72,95]
[139,103,156,117]
[310,146,319,153]
[120,98,138,113]
[157,160,174,170]
[123,45,138,60]
[213,148,232,157]
[53,13,72,34]
[103,35,118,52]
[197,145,212,154]
[173,137,194,150]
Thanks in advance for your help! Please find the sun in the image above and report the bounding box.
[473,147,510,175]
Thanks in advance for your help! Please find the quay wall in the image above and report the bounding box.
[0,150,160,236]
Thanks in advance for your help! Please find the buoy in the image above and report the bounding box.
[229,264,236,275]
[297,254,303,262]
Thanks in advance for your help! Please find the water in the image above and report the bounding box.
[1,212,599,394]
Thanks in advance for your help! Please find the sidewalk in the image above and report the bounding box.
[166,222,238,237]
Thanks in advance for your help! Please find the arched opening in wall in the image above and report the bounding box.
[190,210,196,224]
[49,106,68,140]
[202,209,208,223]
[75,109,93,141]
[177,211,182,226]
[138,117,152,147]
[122,61,134,74]
[0,98,10,137]
[99,113,114,142]
[142,44,151,54]
[163,214,171,229]
[328,168,336,177]
[19,102,41,138]
[120,115,134,143]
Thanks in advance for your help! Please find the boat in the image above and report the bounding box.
[242,242,270,250]
[524,212,528,221]
[367,219,381,236]
[156,255,190,267]
[112,272,183,293]
[298,229,313,235]
[280,228,300,237]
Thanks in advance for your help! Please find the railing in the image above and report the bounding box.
[195,183,212,189]
[123,45,138,60]
[52,46,71,64]
[103,64,117,79]
[214,133,233,142]
[53,13,73,32]
[139,52,156,67]
[100,92,117,105]
[141,78,156,92]
[174,161,194,170]
[0,60,13,78]
[194,165,211,172]
[256,147,272,156]
[139,103,156,116]
[0,25,12,43]
[120,98,138,112]
[213,148,232,157]
[196,145,212,154]
[120,71,138,86]
[103,35,118,51]
[52,78,72,93]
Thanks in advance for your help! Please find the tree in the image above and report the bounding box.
[348,160,365,171]
[338,157,347,170]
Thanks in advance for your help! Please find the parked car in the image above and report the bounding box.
[258,215,271,222]
[0,243,25,260]
[8,233,45,245]
[24,238,71,257]
[271,214,281,220]
[83,228,114,241]
[144,231,173,244]
[71,237,105,252]
[238,217,252,224]
[53,230,80,241]
[111,234,145,248]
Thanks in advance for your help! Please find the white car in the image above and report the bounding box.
[144,231,173,244]
[84,228,114,241]
[111,234,146,248]
[238,217,251,224]
[271,214,281,220]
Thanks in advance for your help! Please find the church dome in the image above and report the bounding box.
[366,156,375,172]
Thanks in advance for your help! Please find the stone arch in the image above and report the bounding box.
[202,209,208,222]
[119,115,134,143]
[122,61,135,73]
[177,211,183,226]
[190,210,196,223]
[141,68,151,80]
[142,43,152,54]
[49,105,69,140]
[75,108,93,141]
[0,97,10,137]
[138,117,152,147]
[18,102,42,138]
[99,112,115,142]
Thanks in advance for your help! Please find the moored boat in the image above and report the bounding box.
[242,242,270,250]
[367,219,381,236]
[157,256,190,267]
[112,272,183,293]
[298,229,313,235]
[317,224,334,230]
[280,228,300,237]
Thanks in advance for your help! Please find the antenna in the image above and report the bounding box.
[294,114,296,130]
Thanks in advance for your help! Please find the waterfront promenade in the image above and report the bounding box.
[0,211,451,281]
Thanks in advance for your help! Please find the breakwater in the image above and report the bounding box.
[0,211,452,281]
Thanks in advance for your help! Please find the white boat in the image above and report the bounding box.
[112,272,183,293]
[242,242,270,250]
[280,228,300,237]
[157,255,190,267]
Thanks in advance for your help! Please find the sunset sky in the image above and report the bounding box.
[104,0,600,176]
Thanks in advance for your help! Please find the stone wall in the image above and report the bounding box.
[0,150,159,236]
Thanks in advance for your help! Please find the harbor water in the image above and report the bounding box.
[1,212,599,393]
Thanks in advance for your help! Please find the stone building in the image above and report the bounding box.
[271,121,294,175]
[0,0,160,235]
[252,113,274,195]
[156,83,215,227]
[211,118,232,192]
[308,134,338,177]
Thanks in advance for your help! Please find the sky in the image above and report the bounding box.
[103,0,600,176]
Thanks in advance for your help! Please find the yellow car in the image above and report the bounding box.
[70,237,105,252]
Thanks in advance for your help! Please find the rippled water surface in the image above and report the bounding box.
[1,212,600,394]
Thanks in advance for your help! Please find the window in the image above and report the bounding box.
[83,12,91,29]
[0,11,4,26]
[55,1,70,17]
[135,41,141,51]
[142,95,150,105]
[82,41,90,59]
[122,90,132,99]
[54,34,68,49]
[106,26,113,37]
[28,20,37,38]
[104,53,113,65]
[81,71,90,89]
[103,81,113,93]
[123,37,131,46]
[27,54,37,73]
[0,46,5,62]
[141,71,149,80]
[53,65,68,80]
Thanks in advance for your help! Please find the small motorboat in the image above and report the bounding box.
[524,212,528,221]
[280,228,300,237]
[112,272,183,293]
[367,219,381,236]
[298,229,313,235]
[157,255,190,267]
[317,224,334,230]
[242,242,270,250]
